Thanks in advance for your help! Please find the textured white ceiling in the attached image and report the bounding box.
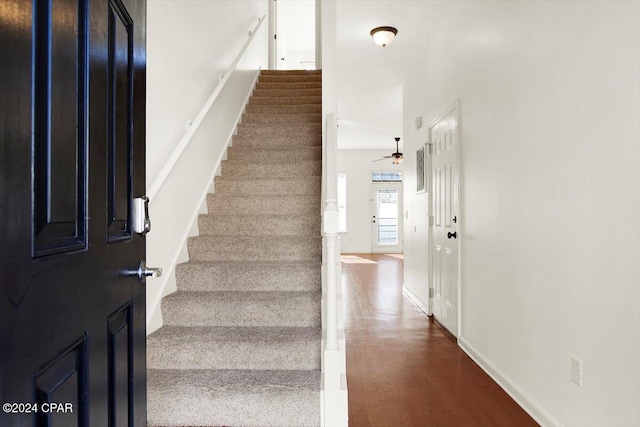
[336,0,449,150]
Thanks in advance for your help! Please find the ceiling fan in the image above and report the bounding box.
[373,137,403,164]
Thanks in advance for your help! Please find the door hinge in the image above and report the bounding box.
[427,142,433,154]
[274,34,277,39]
[429,288,434,298]
[429,215,434,226]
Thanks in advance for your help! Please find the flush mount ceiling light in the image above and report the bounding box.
[370,26,398,47]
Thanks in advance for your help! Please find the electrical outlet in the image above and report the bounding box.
[571,356,582,387]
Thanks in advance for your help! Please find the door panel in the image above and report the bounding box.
[107,0,134,242]
[0,0,147,425]
[33,0,88,256]
[429,105,459,337]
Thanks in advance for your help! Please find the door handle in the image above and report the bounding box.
[447,232,457,239]
[136,260,162,284]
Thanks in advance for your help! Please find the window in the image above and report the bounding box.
[337,173,347,232]
[371,172,403,182]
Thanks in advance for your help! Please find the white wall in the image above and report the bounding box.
[146,0,268,333]
[337,150,403,253]
[147,0,267,184]
[403,2,640,426]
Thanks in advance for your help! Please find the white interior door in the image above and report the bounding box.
[430,105,459,336]
[274,0,316,70]
[372,183,403,253]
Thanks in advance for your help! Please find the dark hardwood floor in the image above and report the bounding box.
[342,253,538,427]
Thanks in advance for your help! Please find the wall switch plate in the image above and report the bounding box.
[571,356,582,387]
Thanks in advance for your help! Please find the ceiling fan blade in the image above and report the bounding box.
[372,158,387,162]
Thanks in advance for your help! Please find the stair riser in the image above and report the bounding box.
[207,195,319,215]
[256,82,321,90]
[221,161,321,178]
[259,75,322,83]
[249,96,321,105]
[214,177,320,195]
[226,147,322,161]
[246,104,321,114]
[188,237,321,262]
[199,216,320,237]
[162,294,321,327]
[242,113,321,124]
[148,339,320,370]
[253,89,322,97]
[232,134,321,148]
[237,123,321,136]
[176,263,321,292]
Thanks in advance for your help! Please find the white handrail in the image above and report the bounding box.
[147,15,266,200]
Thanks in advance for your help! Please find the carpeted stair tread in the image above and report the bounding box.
[256,81,322,90]
[162,291,321,327]
[175,261,321,292]
[232,133,321,148]
[253,88,322,97]
[214,176,320,195]
[259,74,322,83]
[187,235,322,262]
[226,146,322,161]
[147,369,320,427]
[206,194,319,215]
[199,214,320,236]
[147,326,320,370]
[249,96,321,105]
[242,113,321,124]
[245,104,321,114]
[220,159,321,178]
[236,123,321,135]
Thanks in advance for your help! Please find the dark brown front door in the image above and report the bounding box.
[1,0,147,425]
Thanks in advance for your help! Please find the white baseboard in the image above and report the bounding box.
[458,336,563,427]
[402,285,430,316]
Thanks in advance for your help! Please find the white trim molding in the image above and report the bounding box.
[402,285,430,316]
[458,336,563,427]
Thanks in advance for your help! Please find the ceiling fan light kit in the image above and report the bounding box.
[370,26,398,47]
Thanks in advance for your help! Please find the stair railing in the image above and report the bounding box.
[321,113,348,426]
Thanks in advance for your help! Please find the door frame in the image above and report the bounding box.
[427,99,462,338]
[269,0,277,69]
[371,181,404,253]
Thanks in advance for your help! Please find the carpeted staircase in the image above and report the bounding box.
[147,70,322,427]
